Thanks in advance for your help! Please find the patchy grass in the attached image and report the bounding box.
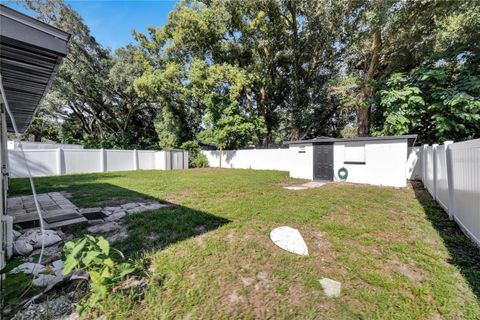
[9,169,480,319]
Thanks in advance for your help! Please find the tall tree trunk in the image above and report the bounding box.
[357,27,382,136]
[259,85,269,146]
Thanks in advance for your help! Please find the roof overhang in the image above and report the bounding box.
[0,4,70,133]
[285,134,418,146]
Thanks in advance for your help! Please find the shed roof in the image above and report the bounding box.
[285,134,418,146]
[0,4,70,133]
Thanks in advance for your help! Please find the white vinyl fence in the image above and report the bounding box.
[9,148,188,178]
[420,139,480,247]
[203,149,294,171]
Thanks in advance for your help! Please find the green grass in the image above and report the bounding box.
[9,169,480,319]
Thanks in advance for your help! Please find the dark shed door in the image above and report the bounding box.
[313,143,334,181]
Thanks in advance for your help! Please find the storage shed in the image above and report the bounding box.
[287,135,417,188]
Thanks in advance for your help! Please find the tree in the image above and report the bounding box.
[18,0,159,149]
[342,0,470,136]
[134,0,347,149]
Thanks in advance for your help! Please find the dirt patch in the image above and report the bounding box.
[388,257,424,282]
[166,189,196,204]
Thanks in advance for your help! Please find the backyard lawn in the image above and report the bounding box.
[9,168,480,319]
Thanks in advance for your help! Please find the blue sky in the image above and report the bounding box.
[8,0,178,50]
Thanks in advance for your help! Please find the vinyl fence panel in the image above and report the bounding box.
[138,151,156,170]
[448,139,480,246]
[424,146,435,196]
[435,144,450,211]
[9,150,58,177]
[63,149,102,174]
[9,148,187,177]
[105,150,134,172]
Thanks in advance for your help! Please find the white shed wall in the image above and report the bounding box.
[333,140,408,187]
[288,145,314,180]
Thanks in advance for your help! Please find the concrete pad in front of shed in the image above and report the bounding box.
[283,181,326,190]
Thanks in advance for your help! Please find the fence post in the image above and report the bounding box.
[133,149,138,170]
[445,141,455,220]
[183,151,188,169]
[100,148,106,172]
[422,144,428,183]
[56,147,64,175]
[432,144,438,200]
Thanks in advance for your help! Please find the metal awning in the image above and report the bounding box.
[0,4,70,133]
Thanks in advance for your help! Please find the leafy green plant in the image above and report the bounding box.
[180,141,208,168]
[63,235,135,309]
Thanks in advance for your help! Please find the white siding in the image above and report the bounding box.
[333,140,408,187]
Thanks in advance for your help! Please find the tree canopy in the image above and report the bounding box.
[20,0,480,149]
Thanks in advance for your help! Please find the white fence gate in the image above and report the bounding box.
[9,148,188,178]
[420,139,480,247]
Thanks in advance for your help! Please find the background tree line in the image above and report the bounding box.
[19,0,479,151]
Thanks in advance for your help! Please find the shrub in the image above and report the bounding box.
[180,141,208,168]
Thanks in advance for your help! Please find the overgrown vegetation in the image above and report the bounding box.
[63,235,135,314]
[17,0,479,148]
[9,169,480,318]
[179,141,208,168]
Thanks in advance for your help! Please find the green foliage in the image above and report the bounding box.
[373,54,480,143]
[63,235,135,311]
[0,259,37,307]
[20,0,480,147]
[19,1,158,149]
[180,141,208,168]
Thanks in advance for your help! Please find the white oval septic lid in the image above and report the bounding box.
[270,226,308,256]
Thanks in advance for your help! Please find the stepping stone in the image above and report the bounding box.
[87,222,121,234]
[270,226,309,256]
[105,211,126,222]
[319,278,341,298]
[121,203,139,209]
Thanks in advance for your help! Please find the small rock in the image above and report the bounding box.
[10,262,45,275]
[51,259,64,275]
[17,295,73,319]
[146,232,159,241]
[319,278,341,298]
[56,229,74,242]
[126,206,148,215]
[32,273,63,287]
[88,219,105,225]
[105,227,128,243]
[13,238,34,255]
[121,203,139,209]
[29,243,62,264]
[195,225,208,234]
[87,222,121,234]
[17,229,62,249]
[141,203,168,210]
[104,206,122,212]
[70,269,89,281]
[105,211,126,222]
[79,207,102,214]
[13,229,22,240]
